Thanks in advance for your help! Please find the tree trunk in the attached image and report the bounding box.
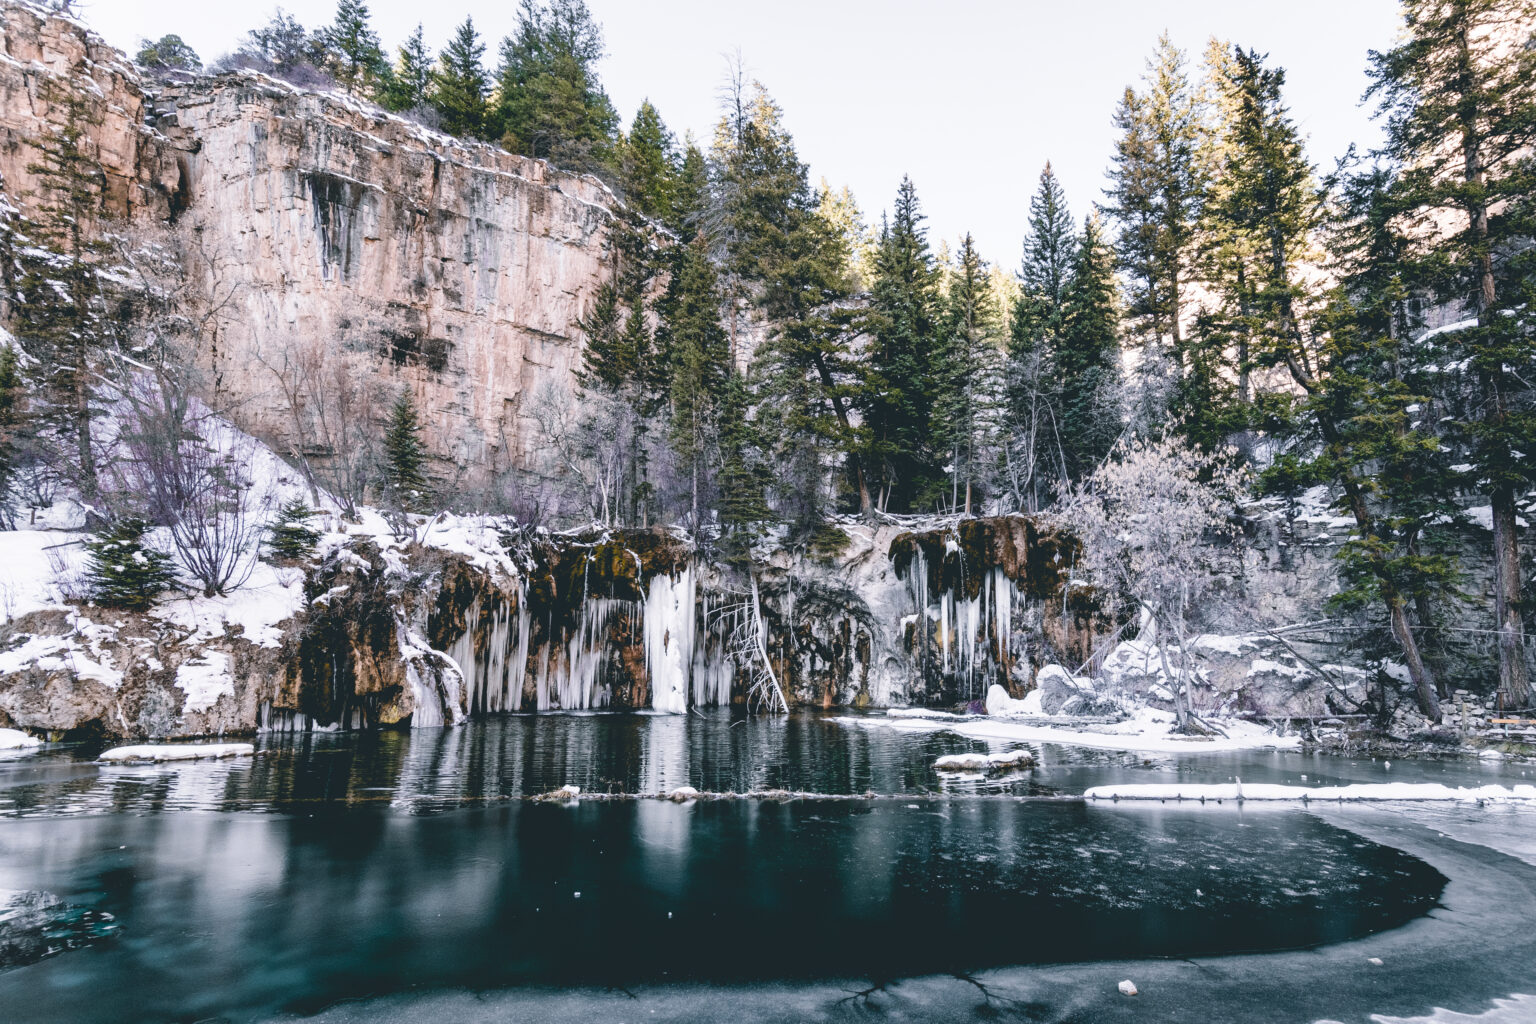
[1491,487,1531,706]
[811,351,874,520]
[1456,15,1529,707]
[1389,597,1442,722]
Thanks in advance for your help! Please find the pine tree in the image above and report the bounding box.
[936,233,1004,514]
[18,82,115,507]
[266,497,321,561]
[491,0,619,170]
[712,79,874,523]
[1056,213,1122,479]
[382,24,433,113]
[0,345,24,529]
[84,517,179,610]
[319,0,384,97]
[1106,34,1205,365]
[671,140,709,238]
[715,370,769,563]
[619,100,678,222]
[1015,162,1077,342]
[431,18,489,139]
[659,236,731,533]
[1227,47,1445,720]
[135,35,201,72]
[865,176,944,512]
[816,181,874,291]
[1367,0,1536,708]
[241,10,321,77]
[383,392,429,513]
[1265,165,1461,721]
[1191,38,1261,414]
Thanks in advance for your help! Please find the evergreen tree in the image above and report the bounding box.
[1056,213,1122,479]
[382,25,433,113]
[1106,34,1205,371]
[1264,166,1459,721]
[936,233,1004,514]
[491,0,619,170]
[17,82,115,507]
[671,139,709,238]
[712,79,874,523]
[318,0,384,97]
[1367,0,1536,707]
[1015,162,1077,340]
[383,392,429,513]
[659,237,731,533]
[715,370,769,562]
[135,35,201,72]
[1227,47,1445,719]
[1191,38,1261,418]
[619,100,678,223]
[266,497,321,561]
[431,18,489,139]
[816,181,874,291]
[83,517,179,610]
[0,345,24,529]
[865,176,944,512]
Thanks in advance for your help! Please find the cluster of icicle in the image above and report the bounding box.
[908,538,1016,699]
[440,564,731,718]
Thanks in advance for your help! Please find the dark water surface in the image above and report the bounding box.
[0,711,1493,1023]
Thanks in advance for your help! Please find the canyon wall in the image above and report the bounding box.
[0,1,618,483]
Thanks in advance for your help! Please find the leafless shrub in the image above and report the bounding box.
[252,318,386,518]
[114,373,272,597]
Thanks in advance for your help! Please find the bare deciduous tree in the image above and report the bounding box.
[1059,432,1246,732]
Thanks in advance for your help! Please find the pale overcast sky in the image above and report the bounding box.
[81,0,1403,268]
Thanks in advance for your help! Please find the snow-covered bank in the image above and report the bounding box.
[98,743,254,763]
[839,706,1300,754]
[1085,782,1536,803]
[0,727,39,749]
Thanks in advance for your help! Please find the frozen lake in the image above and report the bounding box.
[0,711,1533,1023]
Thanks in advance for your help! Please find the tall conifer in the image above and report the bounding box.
[1366,0,1536,707]
[431,18,489,138]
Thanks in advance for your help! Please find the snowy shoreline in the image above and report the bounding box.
[837,706,1302,754]
[1085,781,1536,803]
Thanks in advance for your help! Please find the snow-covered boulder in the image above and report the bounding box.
[1035,664,1101,715]
[933,749,1035,772]
[985,683,1042,716]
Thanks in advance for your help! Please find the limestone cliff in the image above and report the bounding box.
[0,1,620,482]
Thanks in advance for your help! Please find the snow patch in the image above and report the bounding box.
[98,742,254,763]
[0,727,40,749]
[174,652,234,713]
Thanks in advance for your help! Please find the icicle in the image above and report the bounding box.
[940,591,953,674]
[645,565,695,714]
[507,582,531,711]
[993,567,1011,669]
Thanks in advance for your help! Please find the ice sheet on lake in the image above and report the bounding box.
[1086,782,1536,803]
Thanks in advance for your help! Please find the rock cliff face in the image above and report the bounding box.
[153,79,619,478]
[0,1,183,220]
[0,1,619,482]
